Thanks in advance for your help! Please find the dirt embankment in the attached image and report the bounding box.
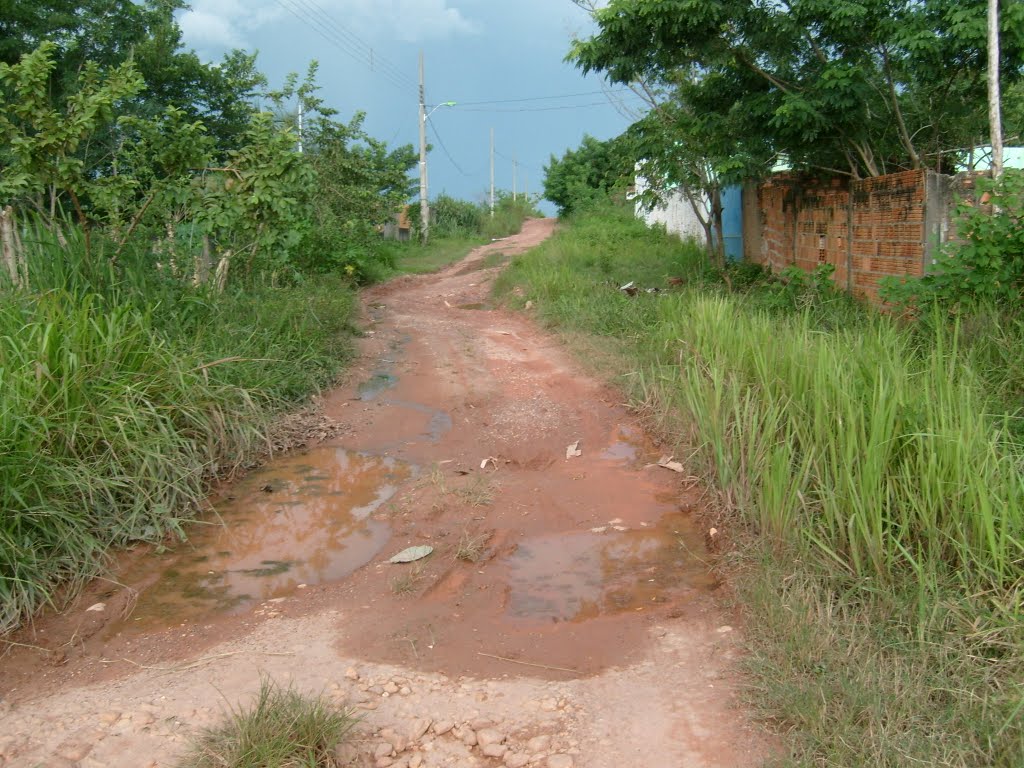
[0,219,772,768]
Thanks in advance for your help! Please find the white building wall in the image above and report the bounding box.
[633,172,706,243]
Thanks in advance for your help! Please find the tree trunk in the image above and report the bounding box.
[710,186,726,270]
[215,250,232,293]
[988,0,1004,179]
[194,234,212,286]
[1,206,24,288]
[681,183,716,263]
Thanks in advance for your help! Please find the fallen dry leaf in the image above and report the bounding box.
[389,545,433,564]
[657,455,685,473]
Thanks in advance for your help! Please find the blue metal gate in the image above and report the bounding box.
[721,185,744,262]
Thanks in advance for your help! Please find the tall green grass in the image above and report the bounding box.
[495,204,1024,766]
[0,224,356,632]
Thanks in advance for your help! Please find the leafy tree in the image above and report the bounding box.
[263,64,417,281]
[570,0,1024,179]
[0,0,264,152]
[0,42,418,288]
[0,41,144,242]
[626,77,774,266]
[543,133,635,216]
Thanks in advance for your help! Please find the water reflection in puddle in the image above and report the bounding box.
[504,513,713,622]
[358,372,398,401]
[600,425,643,463]
[114,448,411,631]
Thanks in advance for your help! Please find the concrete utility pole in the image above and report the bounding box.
[418,51,429,242]
[513,156,518,201]
[988,0,1004,179]
[297,99,304,154]
[489,128,495,218]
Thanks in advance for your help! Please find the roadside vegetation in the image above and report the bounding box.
[551,4,1024,762]
[0,2,538,634]
[495,199,1024,766]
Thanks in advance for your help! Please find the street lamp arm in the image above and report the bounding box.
[424,101,457,122]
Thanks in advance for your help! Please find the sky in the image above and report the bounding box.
[176,0,642,214]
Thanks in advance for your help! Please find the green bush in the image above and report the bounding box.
[429,193,485,237]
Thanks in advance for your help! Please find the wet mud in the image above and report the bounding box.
[108,448,412,634]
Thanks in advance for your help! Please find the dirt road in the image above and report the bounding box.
[0,219,771,767]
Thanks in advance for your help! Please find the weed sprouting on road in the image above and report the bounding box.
[495,203,1024,767]
[179,678,356,768]
[390,565,426,596]
[455,530,490,563]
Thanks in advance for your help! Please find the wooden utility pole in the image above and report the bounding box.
[988,0,1004,179]
[418,51,429,242]
[490,128,495,218]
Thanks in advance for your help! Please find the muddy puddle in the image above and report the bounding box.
[358,372,398,400]
[502,512,715,623]
[600,425,643,463]
[111,448,412,633]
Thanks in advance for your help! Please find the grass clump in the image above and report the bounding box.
[181,678,356,768]
[455,531,489,563]
[455,476,494,508]
[390,565,426,595]
[495,202,1024,767]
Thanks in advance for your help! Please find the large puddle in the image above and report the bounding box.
[503,513,714,623]
[113,448,411,631]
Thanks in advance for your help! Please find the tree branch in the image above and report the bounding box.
[880,46,921,169]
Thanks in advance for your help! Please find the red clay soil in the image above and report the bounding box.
[0,219,773,768]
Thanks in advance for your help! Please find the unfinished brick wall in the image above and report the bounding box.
[849,170,927,299]
[750,169,938,302]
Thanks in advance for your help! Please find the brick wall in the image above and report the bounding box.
[750,169,942,302]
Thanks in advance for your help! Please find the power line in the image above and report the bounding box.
[284,0,413,88]
[459,98,647,113]
[289,0,416,90]
[427,117,472,177]
[272,0,414,94]
[453,88,632,106]
[494,147,544,175]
